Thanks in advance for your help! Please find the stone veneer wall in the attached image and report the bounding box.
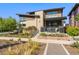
[35,11,44,32]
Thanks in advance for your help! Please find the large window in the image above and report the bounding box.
[21,24,26,26]
[47,11,58,15]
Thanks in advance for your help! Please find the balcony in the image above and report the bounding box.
[45,14,61,18]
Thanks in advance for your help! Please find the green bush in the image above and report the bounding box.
[0,17,17,32]
[40,32,47,36]
[66,26,79,36]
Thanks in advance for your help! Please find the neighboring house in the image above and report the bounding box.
[68,4,79,27]
[17,7,66,32]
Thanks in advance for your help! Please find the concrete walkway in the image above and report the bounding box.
[46,43,68,55]
[0,36,73,55]
[0,37,75,45]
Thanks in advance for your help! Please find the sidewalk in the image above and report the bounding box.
[46,43,67,55]
[0,37,75,45]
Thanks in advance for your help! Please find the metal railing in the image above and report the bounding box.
[41,26,65,33]
[45,14,61,18]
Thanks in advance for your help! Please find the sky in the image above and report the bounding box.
[0,3,75,24]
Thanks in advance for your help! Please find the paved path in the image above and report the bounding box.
[0,37,75,45]
[46,43,67,55]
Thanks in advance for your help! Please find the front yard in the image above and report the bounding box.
[0,26,38,38]
[0,39,46,55]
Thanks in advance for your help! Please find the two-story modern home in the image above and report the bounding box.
[17,7,66,32]
[68,4,79,27]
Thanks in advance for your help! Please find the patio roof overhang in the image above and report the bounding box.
[16,14,40,18]
[45,16,67,21]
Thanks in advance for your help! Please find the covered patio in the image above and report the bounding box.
[41,17,67,32]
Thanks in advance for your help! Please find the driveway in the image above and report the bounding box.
[46,43,68,55]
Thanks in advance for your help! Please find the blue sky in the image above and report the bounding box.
[0,3,75,24]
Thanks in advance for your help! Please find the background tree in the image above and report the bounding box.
[0,16,17,32]
[0,17,3,32]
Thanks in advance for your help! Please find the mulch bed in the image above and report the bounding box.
[64,45,79,55]
[0,40,46,55]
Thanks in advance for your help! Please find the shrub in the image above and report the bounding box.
[27,39,40,54]
[66,26,79,36]
[22,26,38,38]
[25,26,37,31]
[40,32,47,36]
[71,41,79,48]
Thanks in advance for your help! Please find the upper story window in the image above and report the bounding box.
[29,12,35,15]
[47,11,58,15]
[21,24,26,26]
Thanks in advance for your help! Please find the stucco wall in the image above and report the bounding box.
[20,17,36,28]
[26,19,36,27]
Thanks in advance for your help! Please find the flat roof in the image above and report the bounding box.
[68,4,79,16]
[16,14,40,18]
[27,7,65,13]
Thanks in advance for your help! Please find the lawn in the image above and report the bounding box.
[0,39,46,55]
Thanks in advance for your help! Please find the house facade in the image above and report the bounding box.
[17,8,66,32]
[68,4,79,27]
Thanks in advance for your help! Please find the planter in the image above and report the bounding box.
[38,36,71,40]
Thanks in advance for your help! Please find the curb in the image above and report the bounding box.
[43,43,48,55]
[61,44,70,55]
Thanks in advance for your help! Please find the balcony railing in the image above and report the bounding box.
[45,14,61,18]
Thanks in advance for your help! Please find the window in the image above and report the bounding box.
[22,24,26,26]
[47,11,58,15]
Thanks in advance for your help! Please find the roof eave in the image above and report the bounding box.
[16,14,40,18]
[27,7,65,13]
[46,16,67,21]
[68,4,79,16]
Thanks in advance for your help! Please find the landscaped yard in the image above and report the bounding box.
[38,32,70,40]
[0,39,46,55]
[0,33,32,38]
[64,41,79,55]
[0,26,38,38]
